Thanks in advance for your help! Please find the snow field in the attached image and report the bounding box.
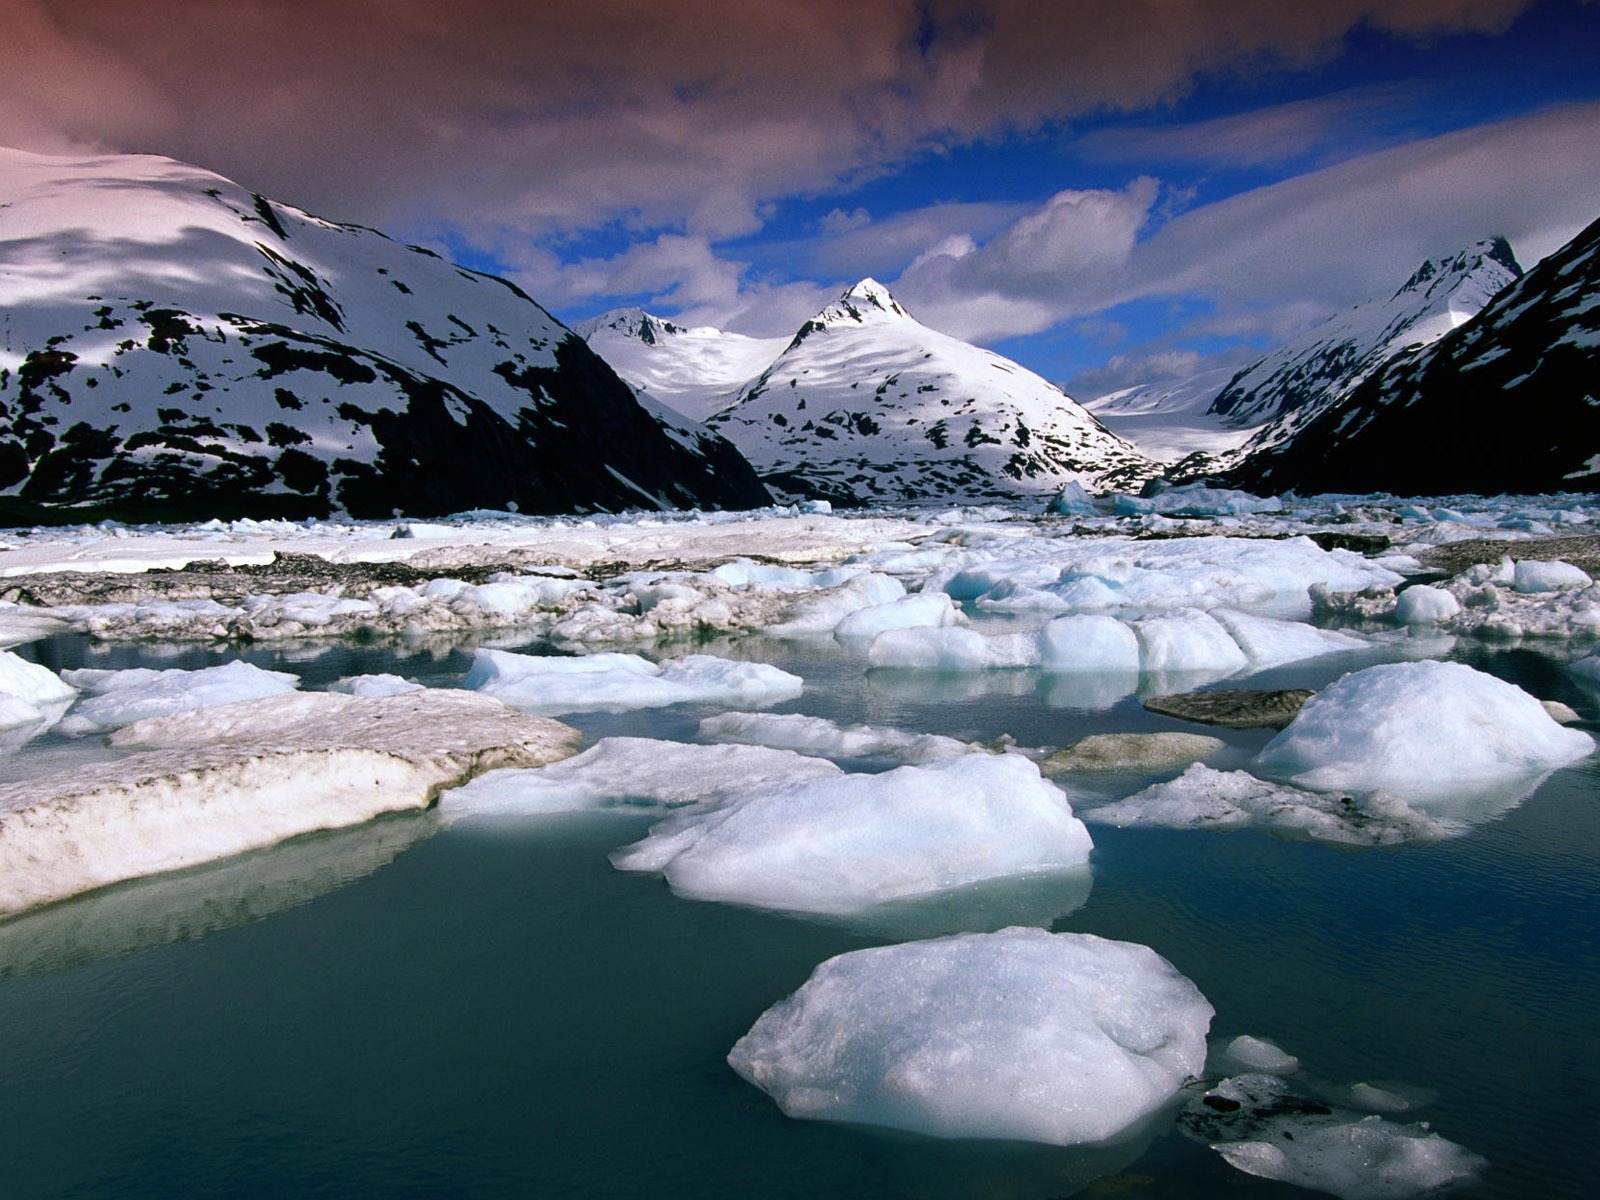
[728,927,1213,1144]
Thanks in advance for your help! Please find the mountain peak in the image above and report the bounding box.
[1393,237,1522,302]
[573,307,683,345]
[819,278,911,325]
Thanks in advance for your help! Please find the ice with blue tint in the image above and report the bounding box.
[867,626,1040,670]
[58,660,300,734]
[438,737,840,819]
[612,753,1091,915]
[728,927,1212,1145]
[1110,485,1285,518]
[328,673,423,697]
[463,648,803,713]
[1255,660,1594,807]
[1037,614,1142,672]
[765,572,906,637]
[1210,609,1366,667]
[833,591,960,640]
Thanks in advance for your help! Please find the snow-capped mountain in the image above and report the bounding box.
[575,308,786,422]
[1208,239,1522,433]
[0,147,768,522]
[701,280,1153,504]
[1220,215,1600,496]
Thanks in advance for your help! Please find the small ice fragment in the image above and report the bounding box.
[1225,1034,1300,1074]
[1393,585,1460,625]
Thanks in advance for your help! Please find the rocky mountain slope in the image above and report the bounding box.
[1219,215,1600,496]
[1209,239,1522,433]
[0,147,768,522]
[697,280,1153,504]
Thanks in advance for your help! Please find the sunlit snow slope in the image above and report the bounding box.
[703,280,1154,504]
[0,147,769,521]
[576,309,786,422]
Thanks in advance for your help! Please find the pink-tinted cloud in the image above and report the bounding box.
[0,0,1545,243]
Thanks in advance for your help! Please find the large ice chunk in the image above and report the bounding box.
[1255,661,1594,805]
[1133,609,1249,674]
[867,627,1039,670]
[439,737,840,819]
[697,712,973,764]
[1037,614,1142,672]
[464,648,802,713]
[1210,610,1365,668]
[0,690,581,918]
[728,927,1213,1144]
[613,753,1091,915]
[58,660,300,733]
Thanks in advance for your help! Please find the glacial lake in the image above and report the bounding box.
[1,628,1597,1199]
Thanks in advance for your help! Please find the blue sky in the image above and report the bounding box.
[4,0,1599,397]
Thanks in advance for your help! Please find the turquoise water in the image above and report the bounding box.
[1,631,1597,1198]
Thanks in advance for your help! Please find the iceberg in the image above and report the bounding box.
[0,689,580,918]
[0,649,77,747]
[612,753,1091,916]
[464,648,803,713]
[1254,661,1594,806]
[729,927,1213,1144]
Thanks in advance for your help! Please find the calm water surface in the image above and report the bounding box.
[1,630,1596,1198]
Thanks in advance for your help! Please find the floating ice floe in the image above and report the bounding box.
[1037,613,1143,672]
[438,737,840,819]
[697,711,974,764]
[58,659,301,734]
[463,648,803,713]
[0,690,580,918]
[1254,661,1594,808]
[728,927,1213,1145]
[1220,1035,1301,1075]
[1083,765,1451,845]
[612,753,1091,916]
[867,626,1040,670]
[1184,1073,1485,1200]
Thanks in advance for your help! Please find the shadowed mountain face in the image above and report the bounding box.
[1219,216,1600,497]
[0,147,768,523]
